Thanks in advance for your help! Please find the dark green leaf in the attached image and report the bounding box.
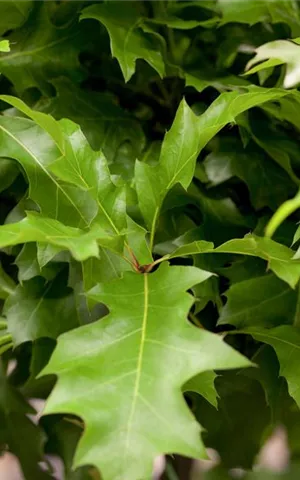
[243,325,300,408]
[0,2,86,94]
[81,3,165,81]
[218,274,296,328]
[4,275,79,345]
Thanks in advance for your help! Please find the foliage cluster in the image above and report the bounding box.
[1,1,300,479]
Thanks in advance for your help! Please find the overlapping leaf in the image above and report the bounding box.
[0,97,127,261]
[243,326,300,408]
[246,39,300,89]
[38,78,145,163]
[0,213,123,261]
[162,234,300,288]
[4,274,78,346]
[0,2,87,94]
[135,87,290,247]
[0,1,33,36]
[0,362,51,479]
[218,274,296,328]
[81,2,165,82]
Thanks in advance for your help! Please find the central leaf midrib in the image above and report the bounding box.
[123,273,149,461]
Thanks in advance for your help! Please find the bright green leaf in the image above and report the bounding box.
[136,87,290,247]
[0,40,10,53]
[0,213,123,261]
[41,264,250,480]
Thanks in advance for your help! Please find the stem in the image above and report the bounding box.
[149,207,160,252]
[150,255,170,268]
[294,280,300,327]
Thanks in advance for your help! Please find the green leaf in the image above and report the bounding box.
[15,243,40,282]
[262,91,300,130]
[38,78,145,163]
[0,40,9,53]
[0,361,51,479]
[215,235,300,288]
[0,158,20,193]
[41,263,250,480]
[0,2,33,36]
[0,96,127,237]
[82,251,131,296]
[162,233,300,288]
[0,115,97,228]
[195,372,271,469]
[246,39,300,88]
[184,371,218,408]
[0,213,121,261]
[4,274,78,345]
[80,3,165,82]
[0,263,15,300]
[244,325,300,408]
[135,87,290,247]
[185,72,250,94]
[237,112,300,186]
[15,243,62,282]
[0,2,86,94]
[266,189,300,238]
[203,140,297,210]
[218,0,270,25]
[218,274,296,328]
[219,0,300,34]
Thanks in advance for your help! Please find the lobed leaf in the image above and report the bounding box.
[41,263,250,480]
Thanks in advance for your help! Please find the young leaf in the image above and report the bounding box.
[167,234,300,288]
[246,39,300,89]
[135,87,289,247]
[215,235,300,288]
[41,264,250,480]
